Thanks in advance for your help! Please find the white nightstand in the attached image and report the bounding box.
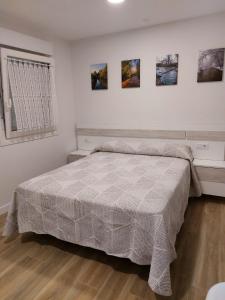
[193,159,225,184]
[193,159,225,197]
[67,150,92,163]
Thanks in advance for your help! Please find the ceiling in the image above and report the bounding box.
[0,0,225,41]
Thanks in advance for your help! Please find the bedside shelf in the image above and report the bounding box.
[194,159,225,184]
[193,159,225,169]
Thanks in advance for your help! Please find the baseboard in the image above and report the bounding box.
[0,204,9,215]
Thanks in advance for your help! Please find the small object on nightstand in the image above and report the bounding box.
[67,150,92,163]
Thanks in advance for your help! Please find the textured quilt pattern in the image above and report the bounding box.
[4,141,201,296]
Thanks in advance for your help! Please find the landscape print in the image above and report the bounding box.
[197,48,225,82]
[156,54,179,86]
[122,59,140,88]
[91,63,108,90]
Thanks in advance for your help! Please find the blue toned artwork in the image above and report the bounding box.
[156,54,179,86]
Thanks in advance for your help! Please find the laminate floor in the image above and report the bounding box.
[0,195,224,300]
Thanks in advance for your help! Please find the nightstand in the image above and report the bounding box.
[193,159,225,197]
[67,150,92,163]
[193,159,225,184]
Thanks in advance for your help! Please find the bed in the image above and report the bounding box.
[3,140,201,296]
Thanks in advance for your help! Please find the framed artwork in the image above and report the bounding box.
[121,59,140,88]
[197,48,225,82]
[91,63,108,90]
[156,54,179,86]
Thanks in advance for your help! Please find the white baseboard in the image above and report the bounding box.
[0,204,9,215]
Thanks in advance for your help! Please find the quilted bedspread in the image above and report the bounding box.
[3,141,201,296]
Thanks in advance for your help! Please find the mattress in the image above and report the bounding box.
[3,140,201,296]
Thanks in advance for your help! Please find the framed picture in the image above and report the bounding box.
[121,59,140,88]
[197,48,225,82]
[91,63,108,90]
[156,54,179,86]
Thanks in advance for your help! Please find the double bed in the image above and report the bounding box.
[3,140,201,296]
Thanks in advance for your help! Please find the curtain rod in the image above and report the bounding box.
[7,57,52,67]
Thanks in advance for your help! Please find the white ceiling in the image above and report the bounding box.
[0,0,225,41]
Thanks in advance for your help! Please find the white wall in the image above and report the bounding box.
[1,13,225,211]
[72,13,225,131]
[0,27,53,55]
[0,28,77,212]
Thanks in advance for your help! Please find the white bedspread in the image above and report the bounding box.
[3,141,201,296]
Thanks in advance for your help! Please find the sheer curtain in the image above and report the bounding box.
[7,58,55,136]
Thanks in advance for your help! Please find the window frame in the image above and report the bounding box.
[0,48,58,146]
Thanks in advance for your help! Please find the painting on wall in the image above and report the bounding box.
[121,59,140,88]
[156,54,179,86]
[197,48,225,82]
[91,63,108,90]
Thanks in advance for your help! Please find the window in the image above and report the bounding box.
[0,48,57,145]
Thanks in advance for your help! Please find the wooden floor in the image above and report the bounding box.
[0,195,224,300]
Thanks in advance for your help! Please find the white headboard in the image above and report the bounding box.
[77,128,225,161]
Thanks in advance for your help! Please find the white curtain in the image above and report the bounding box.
[7,58,55,134]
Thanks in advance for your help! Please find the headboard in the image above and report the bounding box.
[76,128,225,161]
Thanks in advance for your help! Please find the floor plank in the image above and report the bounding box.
[0,195,224,300]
